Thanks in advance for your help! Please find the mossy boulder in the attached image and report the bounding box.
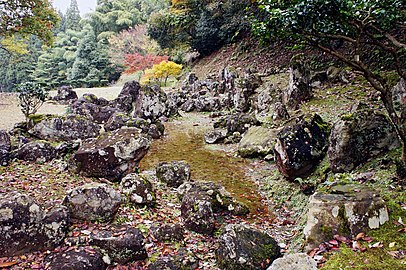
[0,192,69,257]
[238,126,278,158]
[156,161,191,188]
[283,54,313,109]
[0,129,11,166]
[29,114,100,142]
[328,106,400,172]
[46,246,107,270]
[69,127,151,181]
[215,224,281,270]
[274,114,330,179]
[178,181,249,216]
[150,223,185,242]
[304,184,389,250]
[120,173,156,206]
[52,85,78,104]
[16,141,57,162]
[63,183,122,223]
[149,248,199,270]
[89,225,147,264]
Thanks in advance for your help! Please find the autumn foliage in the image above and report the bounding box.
[123,53,169,74]
[141,60,182,86]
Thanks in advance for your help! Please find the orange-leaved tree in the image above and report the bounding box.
[142,61,183,86]
[123,53,169,75]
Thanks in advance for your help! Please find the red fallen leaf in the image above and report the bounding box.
[0,261,18,267]
[308,249,317,257]
[360,247,367,252]
[398,228,406,233]
[72,231,80,237]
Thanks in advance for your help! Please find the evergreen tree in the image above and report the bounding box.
[69,25,119,87]
[65,0,82,31]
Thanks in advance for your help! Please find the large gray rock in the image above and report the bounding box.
[238,126,278,158]
[215,224,281,270]
[392,78,406,119]
[255,82,280,118]
[304,184,389,250]
[133,84,174,121]
[120,173,156,206]
[53,85,78,104]
[0,130,11,166]
[17,141,57,162]
[214,113,260,136]
[180,191,215,235]
[69,127,151,181]
[47,247,107,270]
[274,114,330,179]
[29,115,100,141]
[156,161,191,188]
[63,183,122,223]
[89,225,147,264]
[267,253,317,270]
[178,181,249,216]
[0,192,69,257]
[204,129,227,144]
[283,55,313,109]
[328,107,400,172]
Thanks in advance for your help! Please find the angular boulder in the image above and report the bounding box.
[204,129,227,144]
[120,173,156,206]
[267,253,317,270]
[156,161,191,188]
[89,226,147,264]
[180,191,215,235]
[216,224,281,270]
[0,192,69,257]
[17,141,57,162]
[283,54,313,109]
[238,126,278,158]
[29,115,100,141]
[214,113,260,136]
[274,114,330,179]
[328,107,400,172]
[133,84,173,121]
[0,130,11,166]
[53,85,78,104]
[178,181,249,216]
[47,247,107,270]
[63,183,122,223]
[69,127,151,181]
[304,184,389,250]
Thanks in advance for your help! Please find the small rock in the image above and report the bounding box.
[150,223,185,242]
[204,129,226,144]
[156,161,191,188]
[16,141,57,162]
[120,173,156,206]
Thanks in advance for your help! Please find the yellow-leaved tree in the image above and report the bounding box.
[142,61,182,86]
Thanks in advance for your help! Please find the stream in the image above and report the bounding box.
[139,112,272,218]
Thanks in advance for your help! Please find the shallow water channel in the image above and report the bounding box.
[139,113,270,217]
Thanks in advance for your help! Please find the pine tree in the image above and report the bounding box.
[65,0,82,31]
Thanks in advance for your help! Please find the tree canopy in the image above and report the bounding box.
[253,0,406,163]
[0,0,59,47]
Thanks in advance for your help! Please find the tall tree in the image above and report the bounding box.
[252,0,406,167]
[0,0,59,51]
[65,0,82,31]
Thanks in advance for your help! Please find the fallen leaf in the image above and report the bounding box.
[0,261,18,268]
[389,242,396,248]
[355,232,365,240]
